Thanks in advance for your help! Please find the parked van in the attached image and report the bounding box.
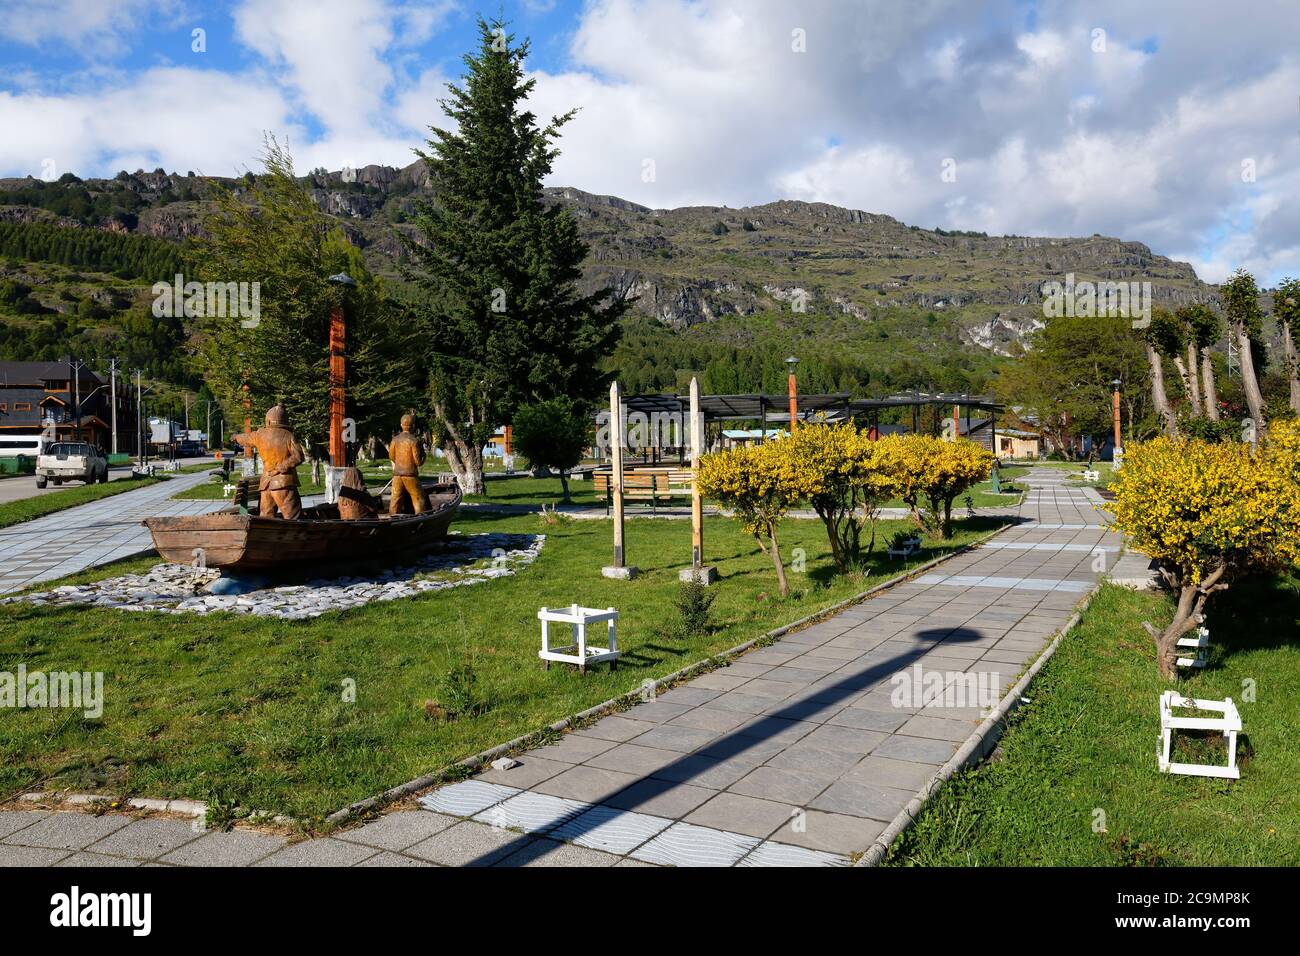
[0,434,46,458]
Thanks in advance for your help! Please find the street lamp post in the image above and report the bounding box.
[1111,378,1123,467]
[785,355,799,432]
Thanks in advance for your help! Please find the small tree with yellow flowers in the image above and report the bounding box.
[1109,420,1300,679]
[697,441,818,597]
[781,423,898,571]
[872,434,994,538]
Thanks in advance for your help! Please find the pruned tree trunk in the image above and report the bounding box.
[442,440,484,495]
[1234,321,1268,436]
[766,523,790,597]
[1201,350,1220,421]
[1144,563,1227,680]
[1282,318,1300,416]
[1184,343,1203,415]
[1146,343,1179,437]
[432,398,487,495]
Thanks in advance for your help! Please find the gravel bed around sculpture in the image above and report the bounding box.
[3,532,545,620]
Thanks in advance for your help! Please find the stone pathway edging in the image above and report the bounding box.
[855,588,1098,866]
[325,521,1017,828]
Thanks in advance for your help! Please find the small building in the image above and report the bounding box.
[0,360,132,451]
[995,428,1041,459]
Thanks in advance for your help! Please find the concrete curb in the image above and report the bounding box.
[324,520,1017,827]
[13,790,294,826]
[855,585,1100,866]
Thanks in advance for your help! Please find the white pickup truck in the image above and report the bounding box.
[36,442,109,488]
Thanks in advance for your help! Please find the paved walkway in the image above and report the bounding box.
[0,468,1118,867]
[0,470,221,594]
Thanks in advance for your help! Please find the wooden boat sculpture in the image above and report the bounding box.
[143,480,461,572]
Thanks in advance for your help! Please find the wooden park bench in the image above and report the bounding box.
[592,469,694,514]
[1082,468,1101,482]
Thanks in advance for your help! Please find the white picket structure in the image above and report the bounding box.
[1158,691,1242,779]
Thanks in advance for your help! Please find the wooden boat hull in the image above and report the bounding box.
[143,482,461,572]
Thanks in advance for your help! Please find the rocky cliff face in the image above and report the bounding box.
[0,160,1215,352]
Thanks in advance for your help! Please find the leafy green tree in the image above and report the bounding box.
[510,397,591,501]
[406,17,626,494]
[996,314,1150,454]
[1180,303,1223,421]
[191,137,417,460]
[1220,269,1268,434]
[1274,277,1300,416]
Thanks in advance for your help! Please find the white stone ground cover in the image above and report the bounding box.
[1,532,545,620]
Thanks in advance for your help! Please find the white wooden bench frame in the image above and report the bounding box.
[887,536,922,559]
[1177,625,1210,669]
[538,604,619,674]
[1158,691,1241,779]
[1082,468,1101,482]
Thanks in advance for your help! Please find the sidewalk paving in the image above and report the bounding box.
[0,470,221,595]
[0,468,1121,867]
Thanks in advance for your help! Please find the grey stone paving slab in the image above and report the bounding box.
[354,851,435,867]
[570,715,657,742]
[0,810,48,840]
[527,734,618,764]
[86,818,201,860]
[255,837,379,867]
[684,792,790,838]
[845,755,938,792]
[666,706,751,733]
[550,805,673,854]
[0,845,72,866]
[159,829,287,867]
[496,836,620,867]
[536,764,640,803]
[417,780,518,817]
[3,811,130,850]
[474,791,587,834]
[729,765,828,805]
[897,714,978,741]
[870,733,961,765]
[585,742,683,776]
[476,754,573,788]
[811,779,916,821]
[603,778,716,818]
[55,851,143,867]
[335,810,458,851]
[631,821,761,867]
[405,821,530,867]
[771,810,887,855]
[765,742,865,780]
[649,754,756,789]
[629,723,720,753]
[738,841,851,867]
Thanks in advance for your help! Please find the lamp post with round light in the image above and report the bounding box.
[786,355,799,433]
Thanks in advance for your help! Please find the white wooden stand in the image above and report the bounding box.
[1082,468,1100,482]
[888,536,921,559]
[1158,691,1241,779]
[1176,626,1210,669]
[538,605,620,674]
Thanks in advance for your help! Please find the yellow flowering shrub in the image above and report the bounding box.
[780,423,899,570]
[697,441,820,597]
[871,434,994,538]
[1109,423,1300,677]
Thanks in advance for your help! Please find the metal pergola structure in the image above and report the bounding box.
[611,389,1005,459]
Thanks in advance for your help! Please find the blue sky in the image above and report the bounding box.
[1,0,1298,286]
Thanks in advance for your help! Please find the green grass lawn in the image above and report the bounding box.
[0,510,1003,822]
[884,573,1300,866]
[0,476,160,530]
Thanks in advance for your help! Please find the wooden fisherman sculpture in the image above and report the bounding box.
[336,466,381,520]
[233,404,305,519]
[388,413,429,515]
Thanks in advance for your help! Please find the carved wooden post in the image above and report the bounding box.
[603,381,638,579]
[680,377,718,584]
